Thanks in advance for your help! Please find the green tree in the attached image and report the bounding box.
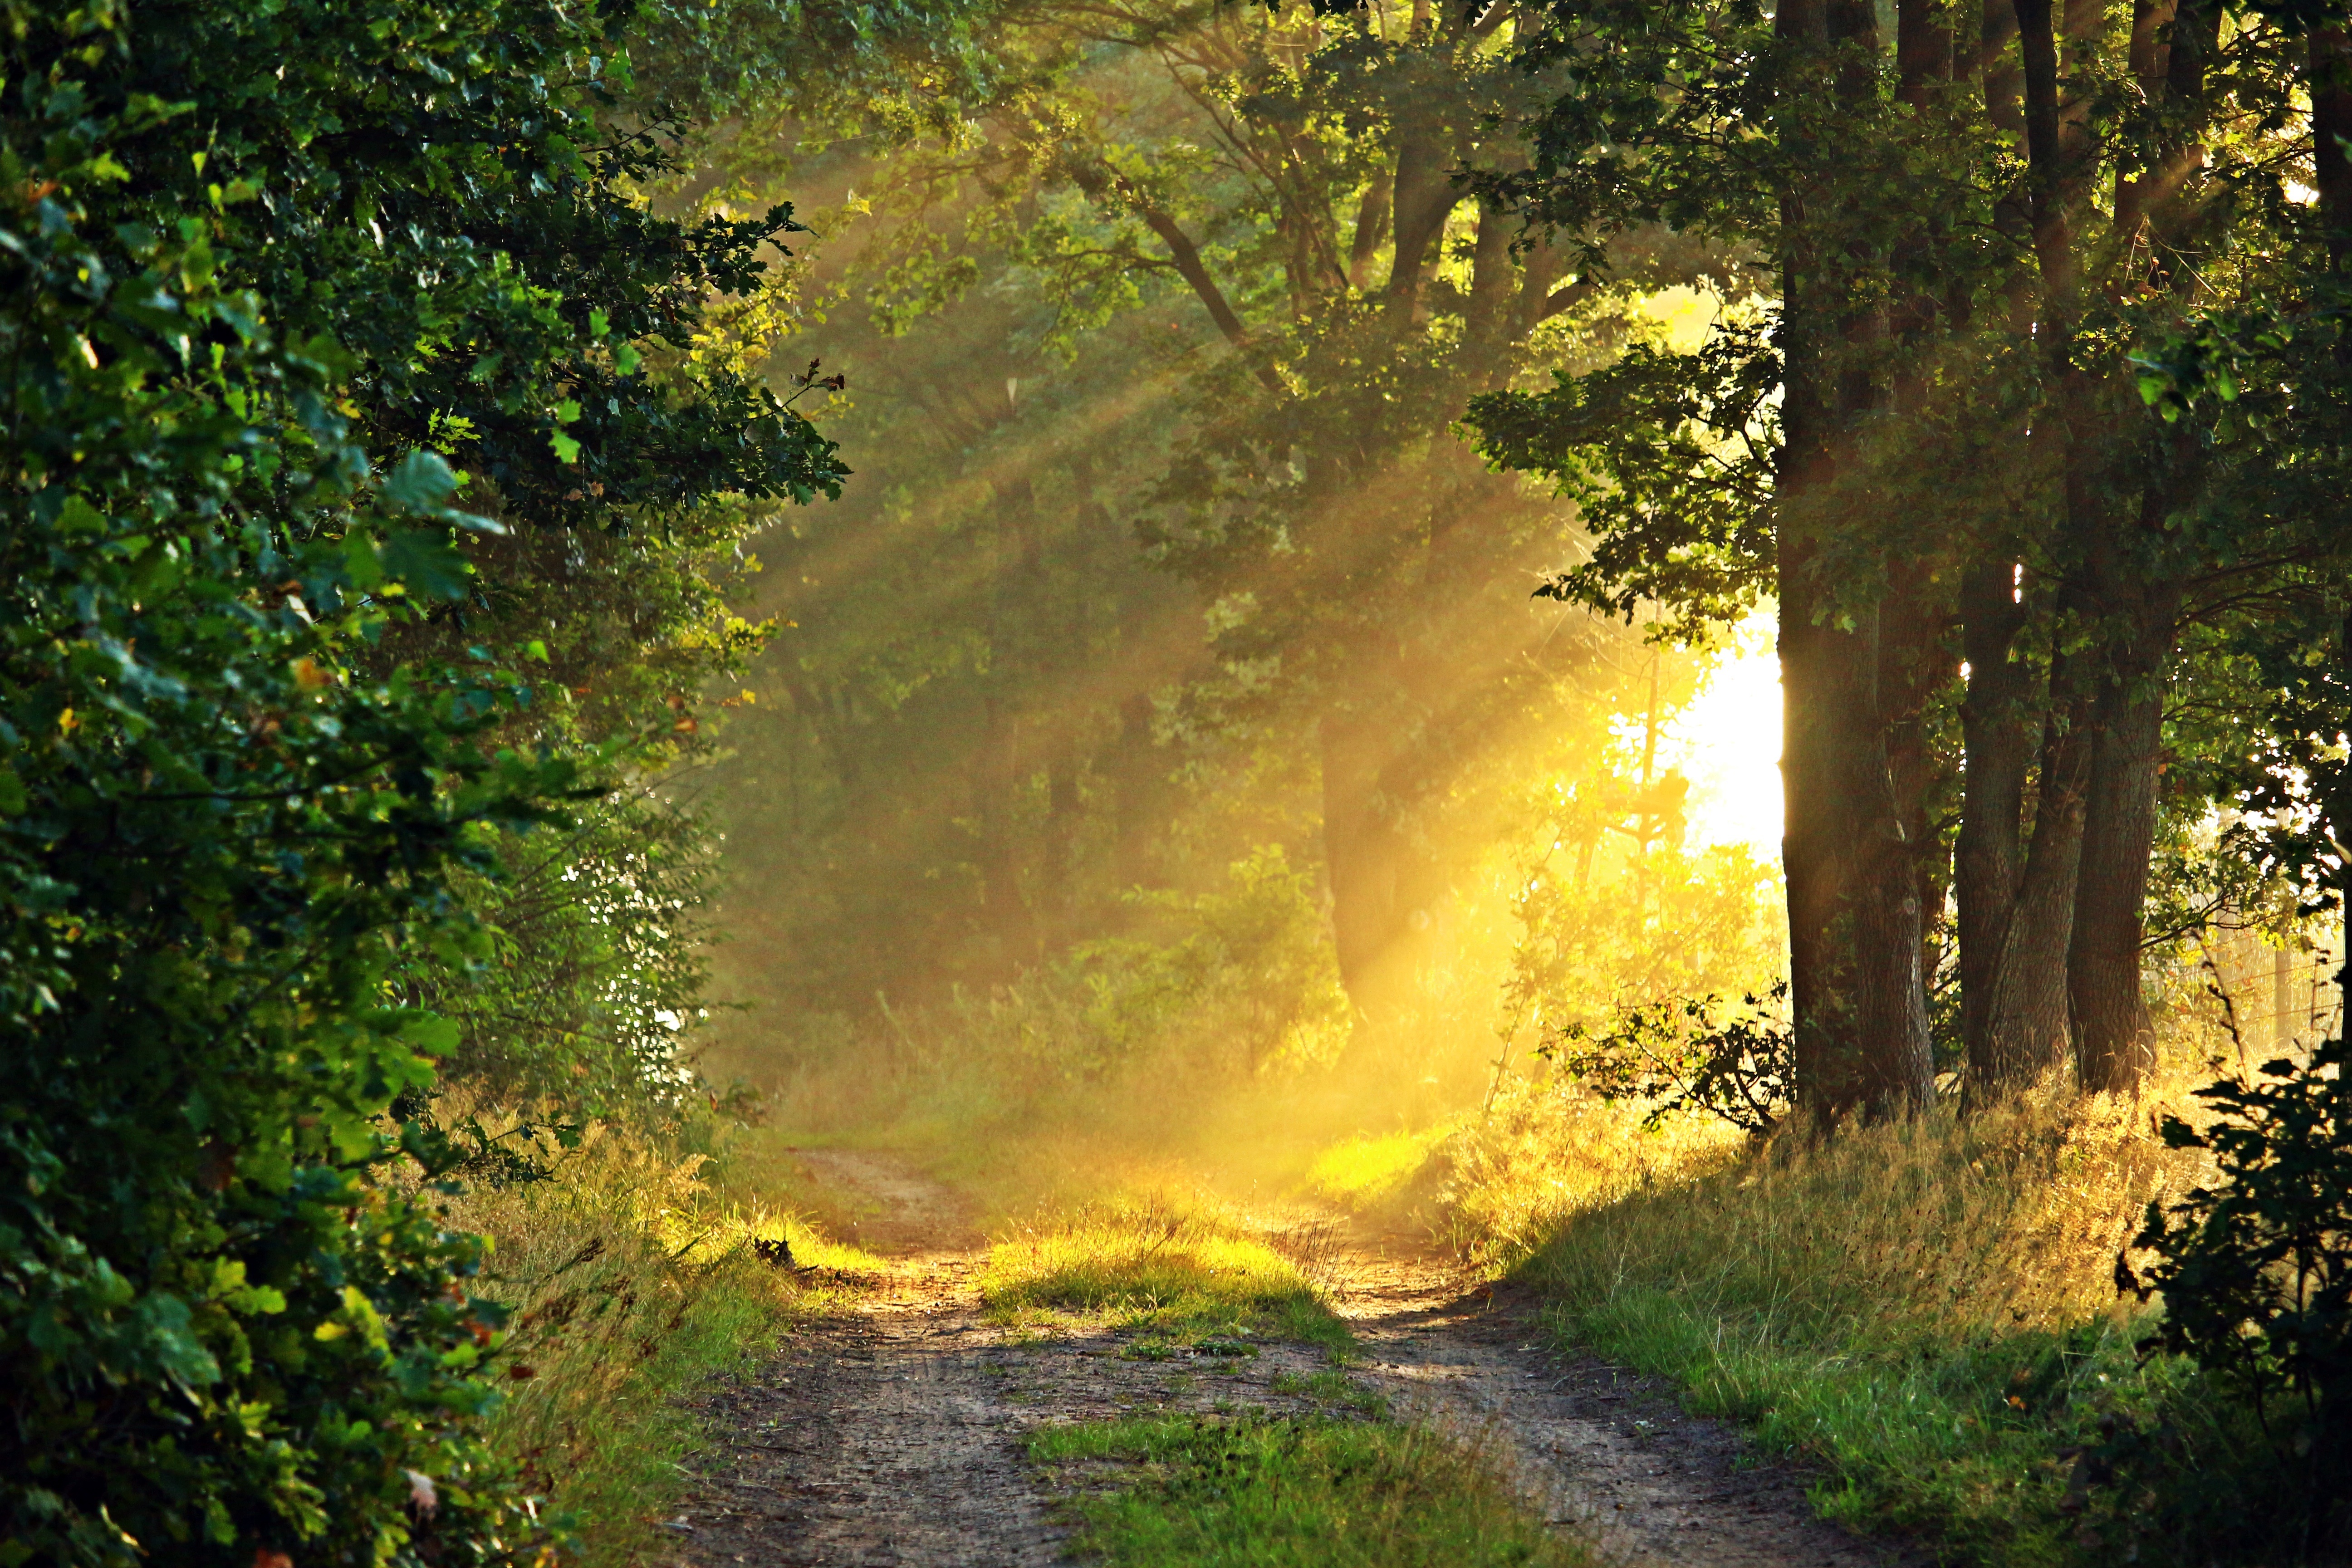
[1470,0,2352,1117]
[0,2,840,1560]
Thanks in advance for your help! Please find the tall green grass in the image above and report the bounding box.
[1504,1091,2300,1566]
[437,1117,871,1563]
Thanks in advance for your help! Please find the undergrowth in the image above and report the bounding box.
[981,1200,1352,1358]
[1490,1083,2311,1567]
[435,1115,873,1563]
[1029,1413,1590,1567]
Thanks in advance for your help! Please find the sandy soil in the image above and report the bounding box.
[673,1152,1921,1568]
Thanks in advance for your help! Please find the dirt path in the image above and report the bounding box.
[674,1154,1921,1568]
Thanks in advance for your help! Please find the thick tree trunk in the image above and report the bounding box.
[1976,632,2092,1093]
[1853,568,1940,1117]
[2068,503,2185,1093]
[1957,558,2033,1073]
[2316,24,2352,269]
[1386,118,1461,308]
[2068,669,2168,1091]
[1319,694,1431,1017]
[1773,0,1855,1118]
[1349,165,1394,290]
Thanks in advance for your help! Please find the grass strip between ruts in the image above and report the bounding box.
[1029,1412,1591,1568]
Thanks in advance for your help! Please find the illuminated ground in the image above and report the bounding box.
[671,1154,1919,1568]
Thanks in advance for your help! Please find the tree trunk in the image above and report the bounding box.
[2066,640,2170,1091]
[1957,558,2033,1073]
[1853,566,1940,1117]
[2068,509,2185,1093]
[1319,694,1427,1017]
[1386,117,1461,308]
[1349,165,1394,291]
[1773,0,1852,1117]
[2319,24,2352,268]
[974,694,1037,970]
[1975,629,2092,1093]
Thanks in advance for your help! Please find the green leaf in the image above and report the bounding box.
[383,450,459,514]
[343,524,387,591]
[398,1014,462,1058]
[378,529,471,601]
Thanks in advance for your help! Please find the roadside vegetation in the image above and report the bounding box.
[11,0,2352,1558]
[429,1117,876,1562]
[1030,1414,1590,1568]
[982,1202,1351,1357]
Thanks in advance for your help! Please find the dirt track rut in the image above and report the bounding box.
[673,1152,1920,1568]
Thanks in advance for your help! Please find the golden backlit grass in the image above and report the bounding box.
[981,1197,1352,1356]
[431,1117,874,1564]
[1456,1072,2289,1567]
[1302,1123,1459,1211]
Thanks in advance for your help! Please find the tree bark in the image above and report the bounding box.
[2066,631,2173,1091]
[1773,0,1855,1118]
[2069,498,2185,1093]
[1854,566,1940,1117]
[1386,117,1462,307]
[1976,628,2092,1093]
[2314,22,2352,269]
[1957,558,2033,1074]
[1349,165,1394,290]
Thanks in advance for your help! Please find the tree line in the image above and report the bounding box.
[1470,0,2352,1116]
[709,0,2344,1121]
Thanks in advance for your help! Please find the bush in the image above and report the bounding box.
[2125,1030,2352,1557]
[1540,982,1793,1135]
[0,4,839,1562]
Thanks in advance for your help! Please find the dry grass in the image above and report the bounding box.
[981,1196,1353,1356]
[1444,1065,2309,1566]
[430,1117,874,1564]
[1522,1087,2196,1337]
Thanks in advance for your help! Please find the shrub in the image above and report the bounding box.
[0,3,839,1562]
[2124,1030,2352,1556]
[1540,982,1793,1135]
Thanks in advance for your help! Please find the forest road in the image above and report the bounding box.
[673,1152,1923,1568]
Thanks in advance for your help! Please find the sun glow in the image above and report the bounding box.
[1656,611,1784,858]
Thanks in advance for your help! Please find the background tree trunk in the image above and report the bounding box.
[1319,689,1431,1017]
[1957,558,2032,1074]
[2069,534,2183,1093]
[1976,630,2091,1092]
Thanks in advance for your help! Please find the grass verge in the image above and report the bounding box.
[981,1199,1352,1357]
[1029,1413,1589,1567]
[1499,1089,2297,1568]
[437,1117,875,1563]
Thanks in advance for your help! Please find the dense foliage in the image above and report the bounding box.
[1468,0,2352,1118]
[2127,1029,2352,1550]
[0,2,839,1562]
